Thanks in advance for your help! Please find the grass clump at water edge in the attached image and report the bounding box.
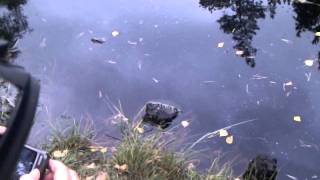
[43,116,233,180]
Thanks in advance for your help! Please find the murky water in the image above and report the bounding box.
[1,0,320,178]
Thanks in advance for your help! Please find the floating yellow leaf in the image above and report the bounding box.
[135,127,144,134]
[181,121,190,128]
[315,32,320,37]
[219,129,229,137]
[217,42,224,48]
[112,30,120,37]
[114,164,128,172]
[226,135,234,144]
[304,59,314,67]
[89,146,99,152]
[52,149,69,158]
[86,163,96,169]
[293,115,302,122]
[100,147,108,153]
[235,50,244,56]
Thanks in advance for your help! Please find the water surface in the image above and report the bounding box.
[1,0,320,178]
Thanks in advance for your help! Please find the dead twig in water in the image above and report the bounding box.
[187,119,258,150]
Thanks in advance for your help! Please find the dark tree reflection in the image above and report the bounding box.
[200,0,267,67]
[200,0,320,68]
[292,0,320,69]
[0,0,28,62]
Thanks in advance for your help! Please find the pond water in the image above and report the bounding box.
[1,0,320,178]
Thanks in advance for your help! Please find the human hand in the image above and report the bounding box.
[20,160,79,180]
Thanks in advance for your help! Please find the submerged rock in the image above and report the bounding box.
[143,101,180,129]
[242,155,278,180]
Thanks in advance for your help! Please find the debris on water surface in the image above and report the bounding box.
[217,42,224,48]
[226,135,233,144]
[201,80,216,85]
[242,155,278,180]
[283,81,293,91]
[305,72,312,81]
[111,30,120,37]
[107,60,117,64]
[98,91,103,98]
[152,78,159,83]
[312,175,318,179]
[91,37,106,44]
[281,38,292,44]
[181,121,190,128]
[143,101,180,129]
[246,84,249,94]
[39,38,47,48]
[293,115,302,122]
[127,40,138,45]
[286,174,298,180]
[137,61,142,70]
[304,59,314,67]
[76,32,85,38]
[252,74,268,80]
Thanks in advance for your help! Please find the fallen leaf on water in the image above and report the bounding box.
[86,163,96,169]
[226,135,234,144]
[91,37,106,44]
[52,149,69,158]
[315,32,320,37]
[181,121,190,128]
[235,50,244,56]
[114,164,128,172]
[304,59,314,67]
[219,129,229,137]
[89,146,99,152]
[112,30,120,37]
[217,42,224,48]
[136,127,144,134]
[293,115,302,122]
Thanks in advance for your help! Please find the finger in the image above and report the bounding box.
[20,169,40,180]
[49,160,72,179]
[69,170,80,180]
[43,172,53,180]
[49,159,68,173]
[0,126,6,134]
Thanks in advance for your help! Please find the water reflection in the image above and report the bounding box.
[200,0,320,68]
[0,0,28,62]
